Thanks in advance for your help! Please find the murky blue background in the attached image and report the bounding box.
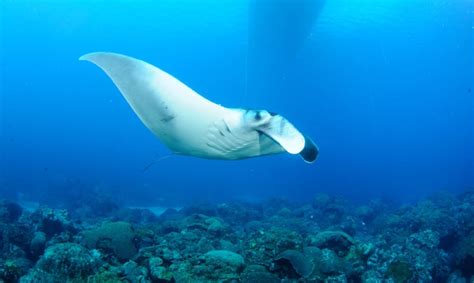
[0,0,472,206]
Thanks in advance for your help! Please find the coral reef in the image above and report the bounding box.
[0,190,473,282]
[21,243,102,282]
[81,221,137,261]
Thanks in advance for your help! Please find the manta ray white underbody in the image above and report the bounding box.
[80,52,318,163]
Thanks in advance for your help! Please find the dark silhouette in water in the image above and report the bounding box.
[248,0,326,97]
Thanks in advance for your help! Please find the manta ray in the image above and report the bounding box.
[80,52,318,163]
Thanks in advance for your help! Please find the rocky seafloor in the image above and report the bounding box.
[1,190,474,282]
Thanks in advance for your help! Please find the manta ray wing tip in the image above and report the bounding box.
[300,136,319,163]
[79,52,108,62]
[79,53,94,62]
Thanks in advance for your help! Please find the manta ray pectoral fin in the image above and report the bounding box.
[258,114,319,163]
[300,136,319,163]
[79,52,174,133]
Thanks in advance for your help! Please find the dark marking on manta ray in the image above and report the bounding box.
[255,111,262,121]
[160,115,175,122]
[269,111,278,116]
[223,121,232,133]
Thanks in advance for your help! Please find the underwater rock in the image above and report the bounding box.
[158,207,183,221]
[318,248,345,275]
[122,260,149,283]
[114,207,158,224]
[244,220,270,233]
[357,242,375,259]
[83,192,121,218]
[244,227,304,265]
[158,219,182,235]
[273,246,354,280]
[134,227,156,250]
[368,227,449,282]
[184,214,213,231]
[454,230,474,277]
[22,243,101,282]
[148,256,163,267]
[161,247,182,262]
[30,206,73,238]
[355,205,376,223]
[203,250,245,268]
[0,190,472,283]
[241,265,279,283]
[325,274,348,282]
[149,257,173,281]
[267,214,311,235]
[150,265,172,282]
[0,200,23,223]
[135,244,182,264]
[60,186,121,219]
[206,217,228,236]
[311,194,347,225]
[198,250,245,280]
[0,257,31,282]
[355,199,386,224]
[309,231,355,257]
[274,249,314,278]
[274,247,348,281]
[385,260,413,283]
[312,193,333,209]
[341,244,373,279]
[182,203,217,217]
[361,270,383,282]
[263,198,294,218]
[82,221,137,261]
[337,216,359,236]
[293,204,314,216]
[218,239,236,252]
[174,214,230,238]
[447,270,467,283]
[409,229,440,249]
[0,223,33,254]
[276,207,293,217]
[167,261,195,282]
[380,200,457,239]
[29,232,46,258]
[155,227,212,259]
[87,267,125,283]
[216,202,263,226]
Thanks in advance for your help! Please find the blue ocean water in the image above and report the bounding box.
[0,0,472,206]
